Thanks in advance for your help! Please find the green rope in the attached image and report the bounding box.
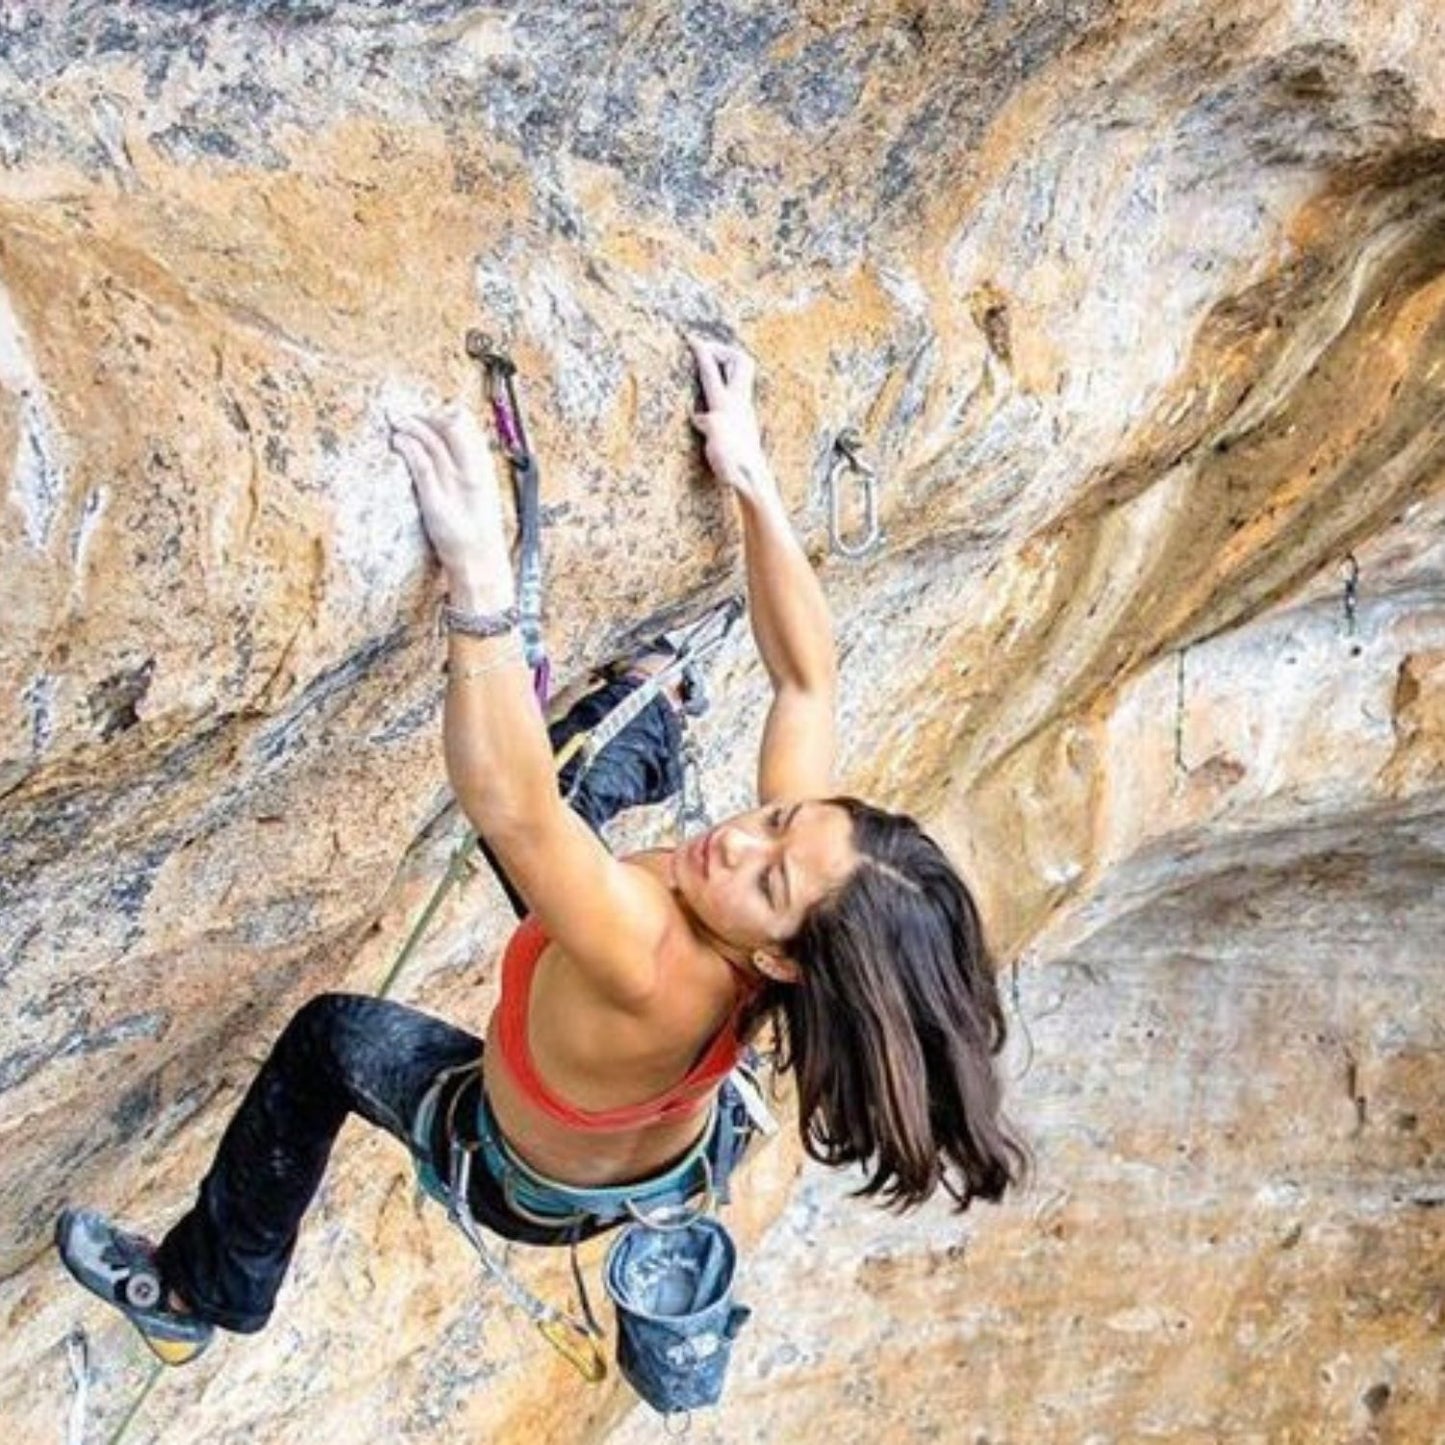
[375,828,478,1000]
[105,1359,161,1445]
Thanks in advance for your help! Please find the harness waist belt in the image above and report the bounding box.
[413,1064,717,1227]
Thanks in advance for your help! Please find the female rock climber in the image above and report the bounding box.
[57,336,1027,1366]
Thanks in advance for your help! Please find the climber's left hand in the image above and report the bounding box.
[392,406,515,606]
[689,335,775,501]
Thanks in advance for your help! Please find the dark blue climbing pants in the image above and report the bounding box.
[154,672,682,1334]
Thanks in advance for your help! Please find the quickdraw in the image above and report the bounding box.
[466,330,550,705]
[826,428,882,559]
[448,1144,607,1384]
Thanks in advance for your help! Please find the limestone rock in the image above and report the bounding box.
[2,2,1443,1441]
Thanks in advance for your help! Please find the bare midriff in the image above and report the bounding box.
[482,1018,715,1186]
[481,849,735,1187]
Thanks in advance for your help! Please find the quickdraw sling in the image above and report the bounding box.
[466,329,550,705]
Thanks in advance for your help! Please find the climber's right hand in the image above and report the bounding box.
[392,405,515,608]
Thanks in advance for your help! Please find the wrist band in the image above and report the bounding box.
[439,600,520,639]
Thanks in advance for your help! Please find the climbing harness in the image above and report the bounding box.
[466,330,550,704]
[409,1057,770,1408]
[555,596,745,837]
[825,428,883,558]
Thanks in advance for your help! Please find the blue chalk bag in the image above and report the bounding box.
[604,1214,752,1415]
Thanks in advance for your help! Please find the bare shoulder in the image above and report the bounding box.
[483,804,684,1007]
[619,849,739,1017]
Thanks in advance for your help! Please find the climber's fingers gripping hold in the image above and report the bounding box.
[430,404,498,499]
[689,335,755,409]
[392,408,510,580]
[687,335,770,501]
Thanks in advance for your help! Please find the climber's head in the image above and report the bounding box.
[704,796,1029,1212]
[670,799,859,967]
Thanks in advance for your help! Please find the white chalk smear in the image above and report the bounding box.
[71,486,110,571]
[0,279,67,549]
[327,380,440,617]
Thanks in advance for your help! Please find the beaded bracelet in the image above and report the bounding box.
[438,600,520,639]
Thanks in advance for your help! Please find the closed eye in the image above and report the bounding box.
[760,804,796,908]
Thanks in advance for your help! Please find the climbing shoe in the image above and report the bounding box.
[607,596,747,721]
[609,642,709,719]
[55,1207,214,1366]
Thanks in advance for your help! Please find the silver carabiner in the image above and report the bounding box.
[826,429,882,559]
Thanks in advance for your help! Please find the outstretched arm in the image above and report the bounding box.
[392,406,672,1005]
[689,337,838,801]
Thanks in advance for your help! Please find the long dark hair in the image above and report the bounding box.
[744,797,1028,1211]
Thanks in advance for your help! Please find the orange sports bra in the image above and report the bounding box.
[494,914,754,1134]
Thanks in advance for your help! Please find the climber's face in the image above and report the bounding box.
[670,800,858,975]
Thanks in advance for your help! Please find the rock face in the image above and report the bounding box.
[2,2,1443,1441]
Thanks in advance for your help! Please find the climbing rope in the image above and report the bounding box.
[375,828,480,1000]
[103,1357,162,1445]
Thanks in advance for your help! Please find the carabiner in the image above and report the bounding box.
[465,329,528,461]
[537,1316,608,1383]
[826,429,882,559]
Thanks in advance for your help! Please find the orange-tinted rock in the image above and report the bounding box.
[2,1,1444,1440]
